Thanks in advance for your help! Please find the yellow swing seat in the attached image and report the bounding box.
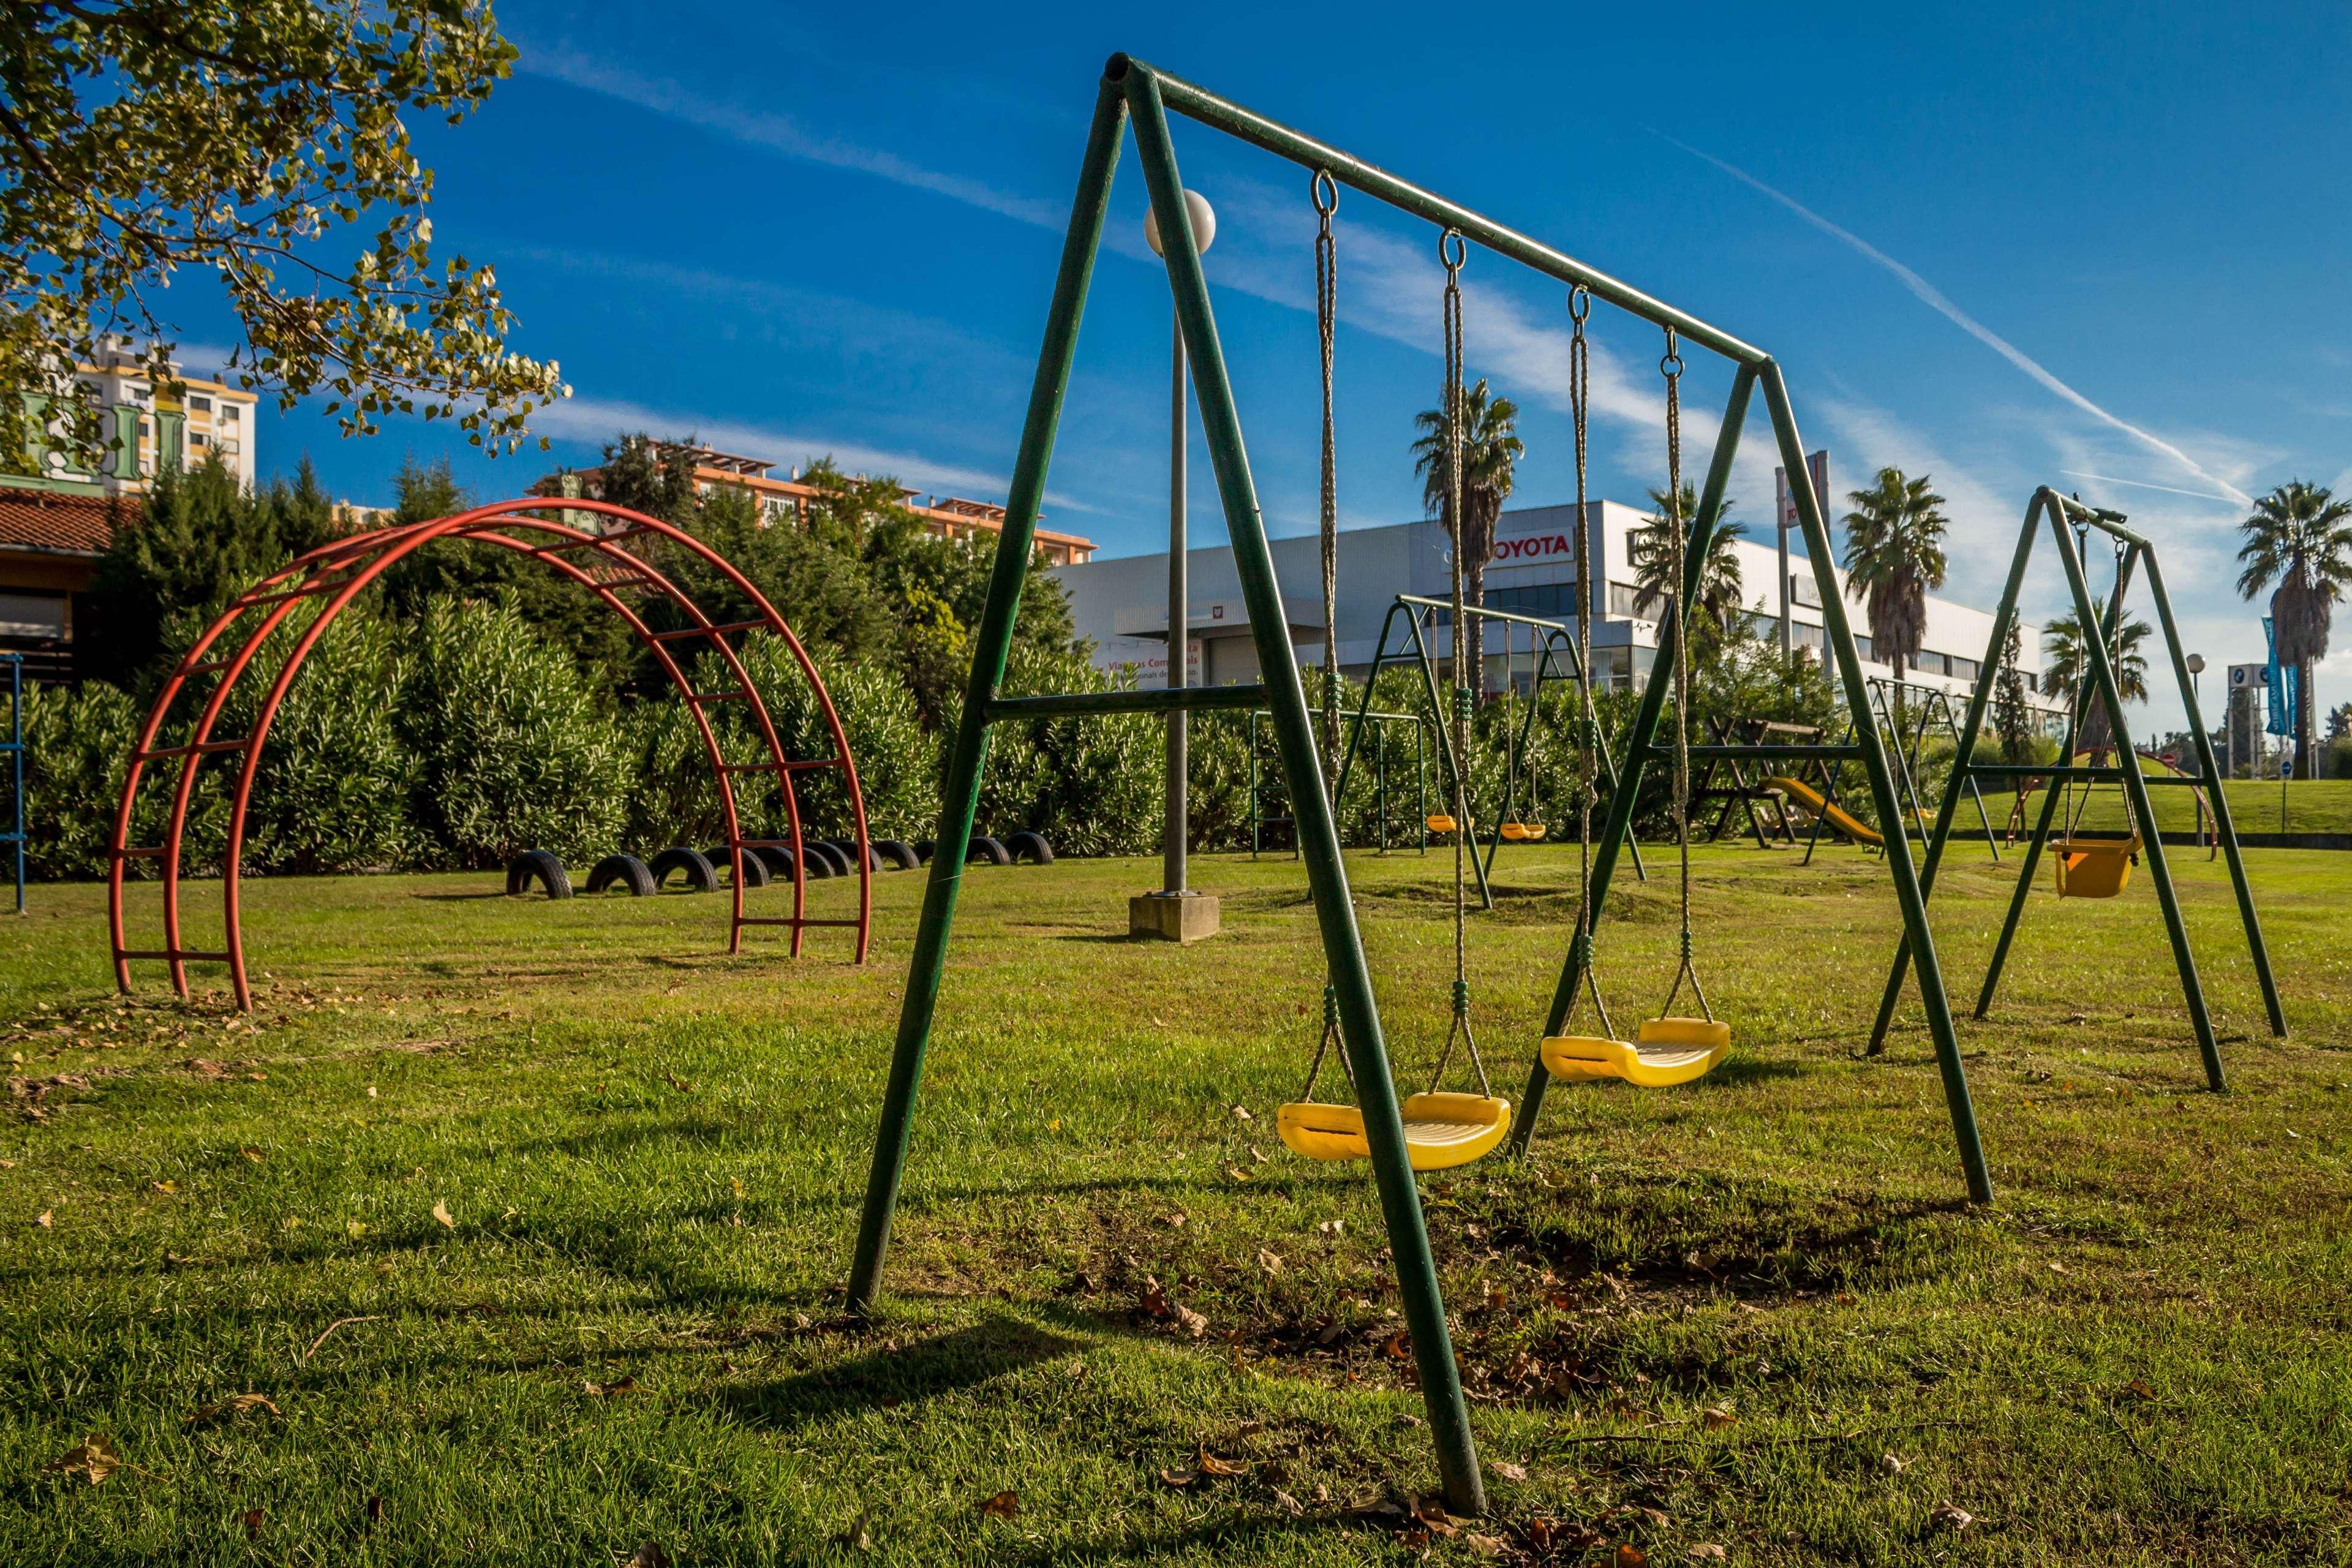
[1425,813,1459,834]
[1499,821,1547,842]
[2052,834,2141,900]
[1276,1091,1512,1171]
[1541,1016,1730,1088]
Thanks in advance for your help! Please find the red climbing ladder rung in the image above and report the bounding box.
[236,574,357,611]
[687,690,747,704]
[137,737,249,761]
[530,526,653,557]
[650,619,763,641]
[111,845,168,859]
[116,948,234,963]
[179,658,232,677]
[738,917,865,929]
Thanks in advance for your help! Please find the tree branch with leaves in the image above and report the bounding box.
[0,0,566,475]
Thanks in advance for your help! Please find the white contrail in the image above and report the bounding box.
[2057,469,2244,506]
[1664,136,2254,507]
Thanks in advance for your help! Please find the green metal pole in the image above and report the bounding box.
[1866,492,2044,1052]
[845,76,1127,1314]
[2050,525,2225,1091]
[1509,365,1755,1157]
[1757,364,1990,1202]
[2139,549,2286,1037]
[1121,60,1485,1518]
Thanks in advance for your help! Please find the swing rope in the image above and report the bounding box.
[1431,227,1491,1099]
[1316,170,1342,801]
[1566,285,1617,1039]
[1656,329,1713,1025]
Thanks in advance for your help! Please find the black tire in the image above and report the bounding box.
[873,839,921,871]
[505,850,573,899]
[585,853,654,897]
[648,845,718,893]
[748,844,795,877]
[705,846,771,889]
[966,835,1012,867]
[823,838,884,873]
[796,845,833,880]
[804,842,847,878]
[1003,831,1054,865]
[912,840,936,865]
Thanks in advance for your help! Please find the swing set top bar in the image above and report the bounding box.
[1393,593,1586,636]
[1115,56,1770,369]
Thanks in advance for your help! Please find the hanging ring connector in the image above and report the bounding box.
[1569,284,1590,325]
[1439,228,1467,271]
[1311,168,1338,216]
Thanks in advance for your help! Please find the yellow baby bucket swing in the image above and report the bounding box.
[2050,526,2142,899]
[1541,314,1732,1089]
[1280,224,1509,1170]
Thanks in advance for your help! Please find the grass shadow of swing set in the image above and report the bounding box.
[839,56,2286,1518]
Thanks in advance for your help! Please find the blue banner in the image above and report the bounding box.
[2262,616,2299,737]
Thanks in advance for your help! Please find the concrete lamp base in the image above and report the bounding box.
[1129,890,1221,944]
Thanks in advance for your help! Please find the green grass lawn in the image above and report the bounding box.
[2,841,2348,1564]
[1956,776,2352,837]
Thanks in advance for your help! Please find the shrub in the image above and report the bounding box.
[397,596,629,868]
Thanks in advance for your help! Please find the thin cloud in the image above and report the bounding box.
[518,43,1066,232]
[1663,135,2255,507]
[2056,469,2242,507]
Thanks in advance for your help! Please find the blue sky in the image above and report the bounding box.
[175,2,2350,731]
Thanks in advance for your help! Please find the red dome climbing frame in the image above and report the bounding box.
[107,499,871,1009]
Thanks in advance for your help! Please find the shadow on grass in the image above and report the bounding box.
[715,1314,1081,1433]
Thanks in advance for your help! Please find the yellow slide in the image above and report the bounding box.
[1765,775,1883,846]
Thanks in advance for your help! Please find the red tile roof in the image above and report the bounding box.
[0,488,128,555]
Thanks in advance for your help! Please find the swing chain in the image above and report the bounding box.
[1565,282,1615,1038]
[1658,328,1713,1024]
[1298,981,1355,1102]
[1432,226,1490,1099]
[1315,170,1341,797]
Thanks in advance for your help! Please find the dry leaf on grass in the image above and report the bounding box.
[151,1180,177,1194]
[240,1147,263,1163]
[1614,1545,1650,1568]
[431,1200,454,1230]
[1196,1451,1248,1478]
[186,1393,279,1428]
[621,1544,671,1568]
[43,1435,119,1485]
[1880,1451,1907,1474]
[1161,1211,1186,1229]
[1256,1249,1283,1277]
[1689,1547,1728,1562]
[1464,1532,1509,1557]
[1700,1405,1736,1430]
[978,1490,1018,1520]
[1231,1105,1253,1121]
[1159,1468,1197,1488]
[1270,1488,1304,1515]
[36,1210,51,1227]
[1931,1501,1974,1531]
[241,1508,265,1538]
[2121,1377,2155,1401]
[1172,1302,1208,1339]
[584,1375,641,1398]
[1488,1460,1528,1483]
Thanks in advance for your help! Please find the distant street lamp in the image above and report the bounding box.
[1130,189,1219,944]
[1145,190,1215,904]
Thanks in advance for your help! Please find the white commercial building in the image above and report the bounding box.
[1051,499,2047,706]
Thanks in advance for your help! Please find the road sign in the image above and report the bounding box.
[2160,751,2177,766]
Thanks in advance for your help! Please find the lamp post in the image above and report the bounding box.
[1131,189,1221,944]
[2186,652,2207,842]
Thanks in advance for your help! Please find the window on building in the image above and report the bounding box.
[188,394,212,413]
[1485,581,1577,621]
[1790,622,1825,652]
[221,404,239,422]
[1790,573,1820,609]
[189,431,207,448]
[1855,634,1875,661]
[0,592,68,641]
[1608,581,1642,617]
[1948,656,1979,683]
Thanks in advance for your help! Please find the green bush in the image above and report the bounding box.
[397,597,629,868]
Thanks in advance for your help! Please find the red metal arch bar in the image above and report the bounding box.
[108,499,870,1009]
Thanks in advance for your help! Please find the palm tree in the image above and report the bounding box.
[1841,467,1950,727]
[2236,480,2352,779]
[2040,597,2152,756]
[1411,378,1522,698]
[1629,483,1746,652]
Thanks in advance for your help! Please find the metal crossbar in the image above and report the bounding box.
[985,684,1265,720]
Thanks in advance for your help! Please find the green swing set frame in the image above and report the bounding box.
[1329,593,1648,903]
[1861,488,2286,1078]
[846,53,1992,1515]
